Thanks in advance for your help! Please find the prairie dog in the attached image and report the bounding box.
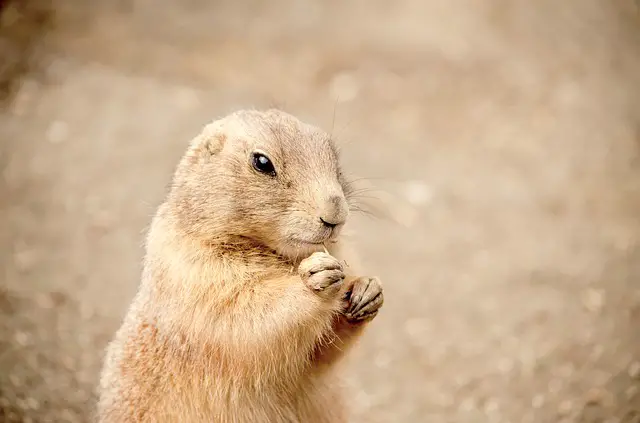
[96,109,384,422]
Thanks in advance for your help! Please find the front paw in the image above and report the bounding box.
[343,276,384,322]
[298,252,345,295]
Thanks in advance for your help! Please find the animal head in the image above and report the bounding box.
[169,109,354,259]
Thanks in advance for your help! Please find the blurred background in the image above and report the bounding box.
[1,1,640,422]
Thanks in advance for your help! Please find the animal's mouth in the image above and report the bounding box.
[287,226,342,249]
[288,237,340,250]
[289,239,324,246]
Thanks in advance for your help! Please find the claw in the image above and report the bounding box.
[343,276,383,322]
[351,290,383,316]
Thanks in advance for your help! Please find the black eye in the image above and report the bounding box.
[252,152,276,176]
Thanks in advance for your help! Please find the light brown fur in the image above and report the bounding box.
[96,109,384,422]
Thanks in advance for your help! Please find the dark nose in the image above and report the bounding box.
[319,195,348,228]
[320,217,339,229]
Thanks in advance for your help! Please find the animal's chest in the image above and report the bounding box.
[156,387,321,423]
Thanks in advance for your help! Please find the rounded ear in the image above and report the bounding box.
[184,121,227,163]
[199,121,226,155]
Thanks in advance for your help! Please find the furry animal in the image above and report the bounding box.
[96,109,384,422]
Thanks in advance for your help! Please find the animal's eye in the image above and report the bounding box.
[251,152,276,176]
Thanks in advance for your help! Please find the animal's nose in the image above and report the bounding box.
[319,195,348,228]
[319,217,339,228]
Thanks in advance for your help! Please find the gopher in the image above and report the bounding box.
[96,109,384,422]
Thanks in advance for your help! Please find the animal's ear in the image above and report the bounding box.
[199,122,227,155]
[185,121,227,162]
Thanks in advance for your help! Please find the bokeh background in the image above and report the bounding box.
[1,1,640,422]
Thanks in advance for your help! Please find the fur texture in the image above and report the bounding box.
[96,109,384,422]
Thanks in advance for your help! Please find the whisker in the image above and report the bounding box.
[345,188,383,197]
[344,175,389,183]
[330,97,339,139]
[349,205,382,219]
[335,117,356,140]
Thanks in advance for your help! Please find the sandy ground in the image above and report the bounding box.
[1,1,640,422]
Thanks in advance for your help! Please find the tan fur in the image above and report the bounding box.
[96,109,384,423]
